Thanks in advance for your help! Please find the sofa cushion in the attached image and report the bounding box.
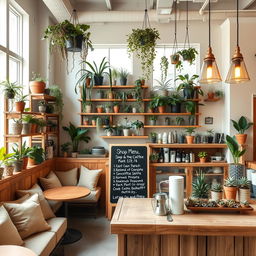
[68,187,101,203]
[77,166,102,191]
[47,217,67,242]
[16,184,55,220]
[0,206,24,246]
[39,171,62,191]
[47,200,63,213]
[55,168,78,186]
[4,194,51,239]
[24,231,56,256]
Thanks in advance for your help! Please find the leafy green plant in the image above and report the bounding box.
[177,47,198,65]
[151,96,168,108]
[22,115,35,123]
[211,183,223,192]
[15,91,28,103]
[0,79,22,99]
[62,122,91,152]
[131,120,144,129]
[160,56,169,81]
[238,177,250,189]
[149,153,159,162]
[27,146,44,164]
[225,135,246,164]
[231,116,253,134]
[176,74,203,96]
[185,127,196,135]
[175,117,185,125]
[150,132,157,138]
[168,93,183,105]
[184,101,196,115]
[198,152,207,158]
[192,171,210,199]
[61,142,71,153]
[12,142,31,160]
[119,68,130,80]
[215,90,224,98]
[224,176,238,187]
[149,116,157,121]
[31,72,46,82]
[127,27,160,80]
[49,85,64,118]
[0,147,15,167]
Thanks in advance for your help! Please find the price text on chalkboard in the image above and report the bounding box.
[110,145,148,204]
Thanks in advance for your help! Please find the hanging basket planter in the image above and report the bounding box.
[66,34,83,52]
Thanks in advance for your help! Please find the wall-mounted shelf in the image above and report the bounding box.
[204,98,221,102]
[150,162,228,167]
[90,85,149,89]
[144,125,201,128]
[101,136,148,139]
[30,94,56,101]
[79,112,201,116]
[148,143,227,148]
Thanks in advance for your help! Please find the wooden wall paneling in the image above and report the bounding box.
[197,236,206,256]
[161,235,179,256]
[216,236,234,256]
[207,236,216,256]
[180,235,198,256]
[117,234,127,256]
[127,235,143,256]
[244,237,256,256]
[234,237,244,256]
[143,235,160,256]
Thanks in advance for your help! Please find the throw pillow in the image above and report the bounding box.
[55,168,78,186]
[39,171,62,190]
[77,166,102,191]
[4,194,51,239]
[0,206,23,245]
[16,184,55,220]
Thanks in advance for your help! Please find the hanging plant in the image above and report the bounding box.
[127,27,160,80]
[177,47,198,65]
[160,56,169,81]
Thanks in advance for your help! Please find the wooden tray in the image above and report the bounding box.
[187,206,254,213]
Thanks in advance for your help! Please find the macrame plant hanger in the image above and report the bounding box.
[142,0,151,29]
[172,0,178,88]
[184,1,190,49]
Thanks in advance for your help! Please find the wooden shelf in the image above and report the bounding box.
[79,112,201,116]
[148,143,227,148]
[194,173,224,176]
[91,85,149,89]
[144,125,201,128]
[101,136,148,139]
[79,99,151,102]
[204,98,221,102]
[150,162,228,167]
[4,132,59,138]
[30,94,56,101]
[156,172,186,176]
[5,112,59,118]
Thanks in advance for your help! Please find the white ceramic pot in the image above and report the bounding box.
[211,191,223,201]
[105,107,111,113]
[239,188,250,202]
[85,105,92,113]
[123,129,129,136]
[132,107,137,113]
[71,152,78,158]
[106,131,112,136]
[38,105,46,112]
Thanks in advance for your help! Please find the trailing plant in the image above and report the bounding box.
[192,171,210,199]
[61,142,71,153]
[231,116,253,134]
[127,27,160,80]
[238,177,250,189]
[198,151,207,158]
[62,122,91,152]
[211,183,223,192]
[224,176,238,187]
[177,47,198,65]
[27,146,44,164]
[185,127,196,136]
[0,79,22,99]
[49,84,64,118]
[160,56,169,81]
[225,135,246,164]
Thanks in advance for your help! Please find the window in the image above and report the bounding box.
[153,44,200,90]
[0,1,27,147]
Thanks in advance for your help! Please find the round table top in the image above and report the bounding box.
[43,186,91,201]
[0,245,37,256]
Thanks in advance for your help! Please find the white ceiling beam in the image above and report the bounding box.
[105,0,112,11]
[42,0,73,22]
[240,0,256,9]
[157,0,174,15]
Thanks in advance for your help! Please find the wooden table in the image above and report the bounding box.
[44,186,90,244]
[0,245,36,256]
[111,198,256,256]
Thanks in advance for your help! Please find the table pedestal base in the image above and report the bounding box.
[62,228,82,245]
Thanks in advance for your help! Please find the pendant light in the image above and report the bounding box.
[199,0,222,84]
[225,0,250,84]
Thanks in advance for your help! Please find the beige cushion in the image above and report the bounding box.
[68,187,101,203]
[16,184,55,220]
[39,171,62,190]
[0,206,24,245]
[55,168,78,186]
[4,194,51,239]
[47,200,63,213]
[24,231,56,256]
[47,217,67,242]
[77,166,102,191]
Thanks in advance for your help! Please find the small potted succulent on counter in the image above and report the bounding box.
[210,183,223,201]
[149,153,159,163]
[185,127,196,144]
[238,177,251,203]
[224,176,238,200]
[192,171,210,199]
[198,151,207,163]
[61,142,71,158]
[241,200,250,208]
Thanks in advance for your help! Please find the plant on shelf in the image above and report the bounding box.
[30,72,46,94]
[111,67,119,85]
[83,102,92,113]
[149,153,159,163]
[151,96,168,113]
[177,47,198,65]
[0,147,15,178]
[231,116,253,145]
[38,100,47,113]
[131,120,144,136]
[176,74,203,99]
[119,68,130,86]
[149,116,157,126]
[105,103,112,113]
[198,151,207,163]
[15,91,28,112]
[61,142,71,158]
[224,176,238,200]
[192,171,210,199]
[37,119,47,133]
[241,200,250,208]
[215,90,224,99]
[226,135,246,180]
[21,115,34,134]
[184,100,197,125]
[104,126,115,136]
[127,27,160,80]
[133,83,143,102]
[12,142,30,172]
[238,177,250,203]
[165,117,171,125]
[175,117,185,126]
[210,183,223,201]
[49,85,64,118]
[27,146,44,167]
[207,129,214,143]
[0,79,22,99]
[83,117,89,125]
[149,132,157,143]
[168,93,183,113]
[122,118,130,136]
[96,117,103,133]
[62,122,90,157]
[107,68,114,99]
[113,102,120,113]
[185,127,196,144]
[96,105,104,113]
[134,77,145,87]
[153,77,172,96]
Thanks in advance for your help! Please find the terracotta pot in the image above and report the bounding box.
[4,166,14,176]
[63,152,68,158]
[235,134,247,145]
[199,157,206,163]
[211,191,223,201]
[224,186,237,200]
[141,79,145,86]
[83,120,89,125]
[113,106,120,113]
[22,157,28,169]
[186,135,195,144]
[15,101,25,112]
[86,77,91,87]
[27,158,36,167]
[92,120,96,126]
[30,124,38,133]
[239,188,250,202]
[97,107,104,113]
[29,81,46,94]
[148,108,154,113]
[207,92,215,99]
[158,106,165,113]
[108,92,114,99]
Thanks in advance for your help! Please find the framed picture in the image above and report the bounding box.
[205,117,213,125]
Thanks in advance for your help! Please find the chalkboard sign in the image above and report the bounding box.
[110,145,148,204]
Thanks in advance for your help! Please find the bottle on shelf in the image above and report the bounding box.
[170,150,176,163]
[163,148,169,163]
[181,151,186,163]
[159,148,164,163]
[189,152,195,163]
[176,150,181,163]
[185,153,190,163]
[162,132,168,144]
[158,133,162,144]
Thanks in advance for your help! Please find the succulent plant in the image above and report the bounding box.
[238,177,250,189]
[224,176,238,187]
[198,151,207,158]
[192,171,210,199]
[211,183,223,192]
[241,200,250,207]
[149,153,159,162]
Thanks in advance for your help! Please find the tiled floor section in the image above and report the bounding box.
[64,215,116,256]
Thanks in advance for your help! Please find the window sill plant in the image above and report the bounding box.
[29,72,46,94]
[0,79,22,99]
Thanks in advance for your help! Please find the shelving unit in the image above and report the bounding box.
[4,94,60,155]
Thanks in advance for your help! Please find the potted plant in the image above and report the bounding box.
[165,117,171,125]
[170,53,180,65]
[91,116,97,126]
[0,79,22,99]
[83,117,89,126]
[149,153,159,163]
[105,126,115,136]
[96,105,104,113]
[185,127,196,144]
[12,144,24,172]
[61,142,71,158]
[177,47,198,65]
[83,102,92,113]
[38,100,47,113]
[224,176,238,200]
[111,68,119,85]
[176,117,185,126]
[176,74,203,99]
[192,171,210,199]
[149,132,157,143]
[62,122,90,158]
[198,151,207,163]
[45,104,54,114]
[29,72,46,94]
[49,85,64,117]
[0,147,15,178]
[37,119,47,133]
[96,90,105,99]
[151,96,168,113]
[226,135,246,180]
[135,77,145,86]
[131,120,144,136]
[241,200,250,208]
[105,104,112,113]
[231,116,253,145]
[27,146,44,167]
[10,119,23,135]
[149,116,157,126]
[238,177,250,202]
[113,102,120,113]
[153,78,172,97]
[207,129,214,143]
[15,92,27,112]
[148,101,155,113]
[127,27,160,80]
[119,68,130,85]
[168,93,183,113]
[215,90,224,99]
[30,117,39,133]
[122,118,130,136]
[21,115,34,135]
[210,183,223,201]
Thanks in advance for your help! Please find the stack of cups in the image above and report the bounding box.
[169,176,184,215]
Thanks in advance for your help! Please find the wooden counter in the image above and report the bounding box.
[111,198,256,256]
